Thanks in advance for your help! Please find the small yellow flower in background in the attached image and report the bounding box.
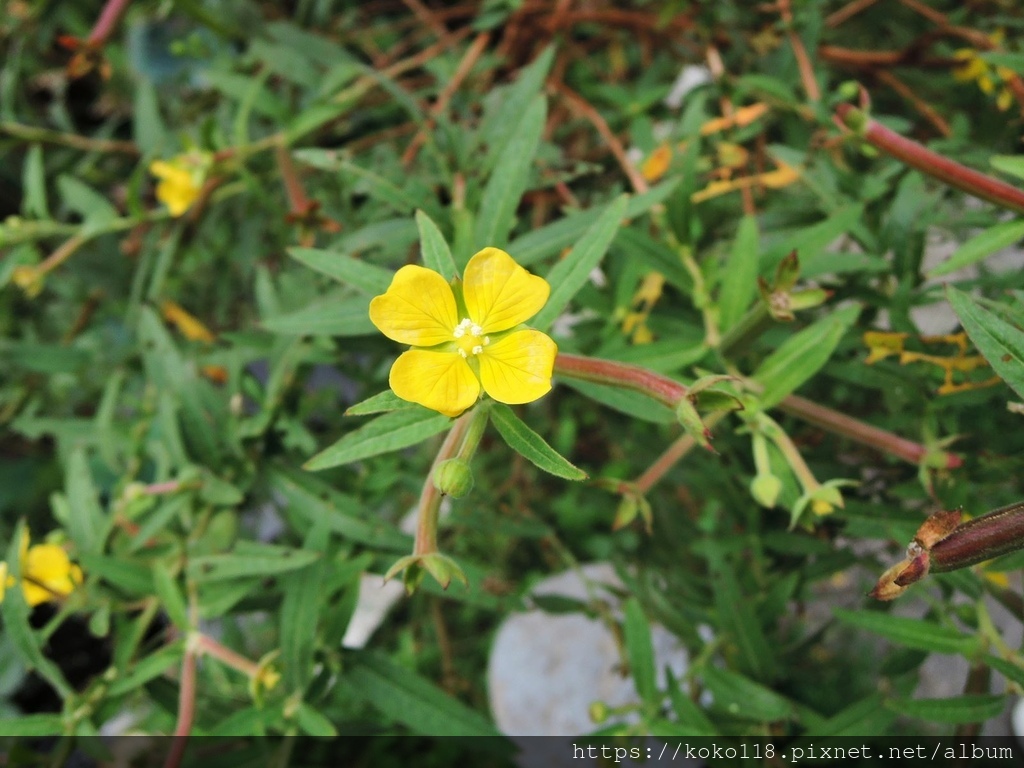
[641,144,673,182]
[150,152,211,216]
[0,531,83,607]
[161,299,216,343]
[952,31,1016,112]
[10,265,45,298]
[369,247,556,417]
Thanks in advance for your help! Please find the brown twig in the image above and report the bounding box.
[402,32,491,167]
[824,0,882,28]
[549,81,648,194]
[778,0,820,102]
[874,70,951,137]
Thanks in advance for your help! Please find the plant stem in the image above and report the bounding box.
[414,413,472,555]
[89,0,132,45]
[0,122,138,154]
[193,633,260,677]
[635,412,726,494]
[778,394,962,469]
[164,645,196,768]
[554,353,687,408]
[836,104,1024,214]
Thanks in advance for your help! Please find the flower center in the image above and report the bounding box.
[452,318,490,358]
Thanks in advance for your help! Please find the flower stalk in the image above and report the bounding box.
[835,103,1024,214]
[872,501,1024,600]
[554,353,687,409]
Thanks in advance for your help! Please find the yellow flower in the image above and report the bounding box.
[952,34,1016,112]
[369,247,557,417]
[10,265,44,298]
[0,532,83,607]
[150,153,210,216]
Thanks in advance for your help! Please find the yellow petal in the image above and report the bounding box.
[389,349,479,417]
[478,330,557,405]
[463,248,550,333]
[161,300,216,343]
[641,144,672,182]
[0,561,8,604]
[369,265,459,346]
[997,87,1013,112]
[23,544,81,605]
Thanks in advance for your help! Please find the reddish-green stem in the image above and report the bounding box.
[88,0,132,45]
[554,353,687,408]
[164,646,196,768]
[779,394,962,469]
[414,413,471,555]
[930,501,1024,573]
[836,104,1024,214]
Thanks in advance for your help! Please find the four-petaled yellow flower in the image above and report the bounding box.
[0,532,83,607]
[150,152,210,217]
[369,247,557,417]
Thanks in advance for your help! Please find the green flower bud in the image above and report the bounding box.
[750,473,782,508]
[433,458,474,499]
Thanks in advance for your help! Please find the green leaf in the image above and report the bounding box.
[188,543,321,582]
[718,215,760,331]
[709,558,777,682]
[57,175,117,228]
[559,379,675,424]
[928,219,1024,278]
[64,448,109,555]
[533,194,629,331]
[287,247,393,294]
[348,650,501,736]
[888,695,1006,724]
[106,642,183,697]
[295,703,338,736]
[479,46,554,173]
[0,714,66,736]
[801,692,895,737]
[305,408,452,470]
[700,666,794,723]
[22,144,49,219]
[509,178,680,268]
[489,403,587,480]
[991,155,1024,183]
[753,304,860,407]
[345,390,419,416]
[623,598,657,704]
[280,522,329,692]
[78,553,155,594]
[133,79,167,154]
[267,468,410,550]
[832,608,980,655]
[947,286,1024,400]
[985,655,1024,688]
[665,669,718,735]
[152,563,189,630]
[764,205,863,277]
[979,51,1024,73]
[473,95,546,252]
[261,295,376,337]
[416,210,458,281]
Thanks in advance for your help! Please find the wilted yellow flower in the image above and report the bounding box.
[369,248,556,417]
[641,144,673,182]
[150,152,211,216]
[161,300,216,343]
[0,532,83,607]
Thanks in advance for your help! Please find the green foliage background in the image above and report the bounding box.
[2,0,1024,751]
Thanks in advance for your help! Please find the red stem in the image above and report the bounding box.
[164,647,196,768]
[554,353,686,408]
[836,104,1024,214]
[88,0,131,45]
[778,394,962,469]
